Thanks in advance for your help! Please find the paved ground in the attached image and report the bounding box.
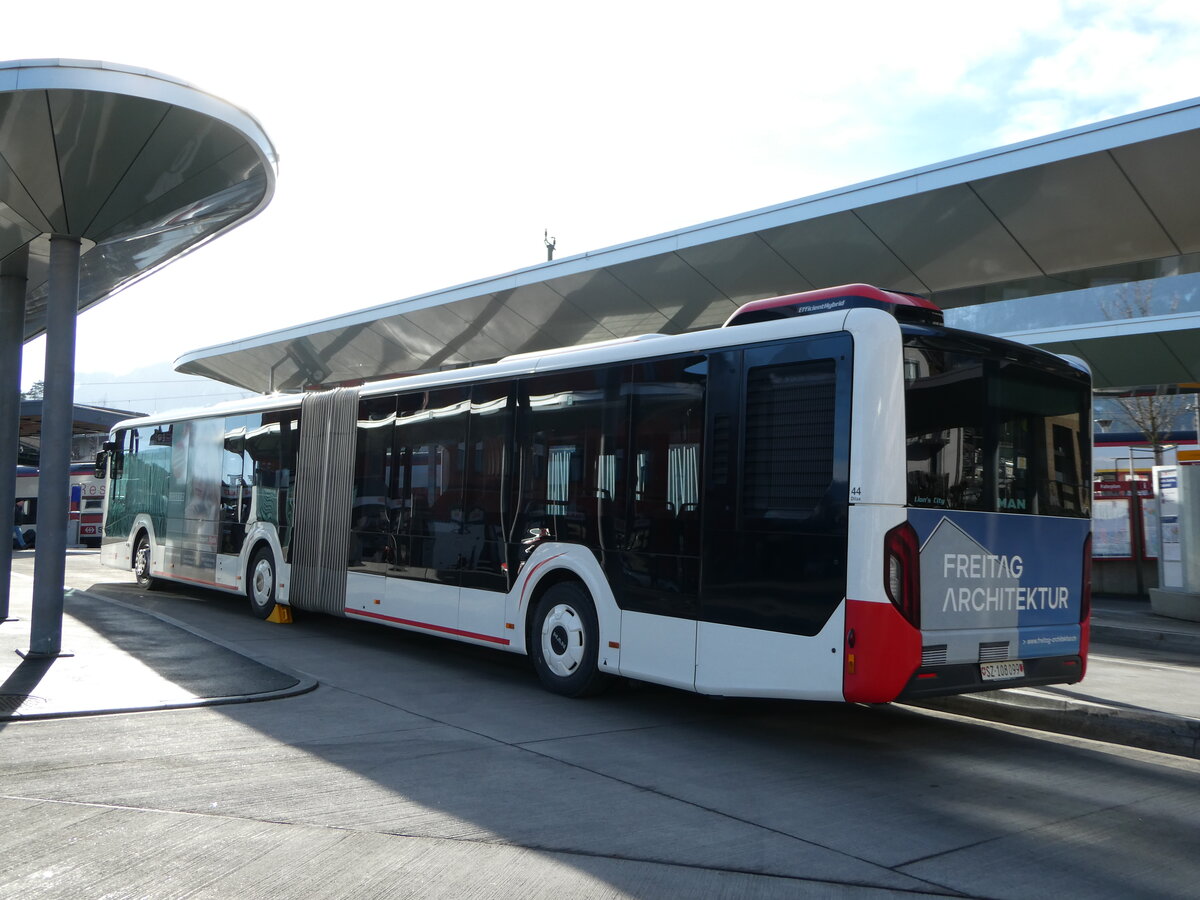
[1,551,1199,898]
[918,596,1200,758]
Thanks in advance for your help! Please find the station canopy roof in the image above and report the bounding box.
[17,399,139,439]
[0,59,277,340]
[176,96,1200,393]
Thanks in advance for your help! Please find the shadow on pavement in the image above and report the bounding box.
[0,588,315,722]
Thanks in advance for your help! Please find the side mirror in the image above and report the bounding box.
[94,450,108,479]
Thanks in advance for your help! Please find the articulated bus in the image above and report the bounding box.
[98,285,1092,702]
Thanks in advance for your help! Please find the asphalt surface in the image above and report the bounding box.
[1,550,1198,898]
[3,554,1197,758]
[917,596,1200,758]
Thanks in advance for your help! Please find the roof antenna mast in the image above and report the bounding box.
[544,229,556,262]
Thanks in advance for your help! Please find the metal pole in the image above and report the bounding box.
[0,258,27,622]
[1130,483,1146,598]
[27,235,81,657]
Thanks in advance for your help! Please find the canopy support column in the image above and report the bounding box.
[0,255,27,623]
[27,235,81,657]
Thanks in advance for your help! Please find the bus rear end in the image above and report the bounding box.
[891,326,1092,699]
[70,462,106,548]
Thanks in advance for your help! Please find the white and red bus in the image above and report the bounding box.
[14,462,106,548]
[98,285,1092,702]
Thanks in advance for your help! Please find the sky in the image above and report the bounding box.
[7,0,1200,413]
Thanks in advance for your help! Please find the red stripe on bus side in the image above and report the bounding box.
[345,607,511,645]
[518,552,567,612]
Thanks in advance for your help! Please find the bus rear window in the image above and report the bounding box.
[903,334,1091,518]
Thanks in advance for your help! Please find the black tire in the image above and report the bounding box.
[247,545,278,620]
[132,533,161,591]
[530,582,610,697]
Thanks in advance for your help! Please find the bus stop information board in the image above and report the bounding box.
[1092,480,1155,561]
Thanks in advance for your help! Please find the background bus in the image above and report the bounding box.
[98,285,1092,702]
[13,463,106,549]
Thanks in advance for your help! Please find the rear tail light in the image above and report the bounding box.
[884,522,921,628]
[1080,532,1092,623]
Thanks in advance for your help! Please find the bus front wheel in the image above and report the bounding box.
[133,534,162,591]
[247,545,278,620]
[530,582,610,698]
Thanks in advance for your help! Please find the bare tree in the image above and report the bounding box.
[1117,388,1190,465]
[1101,283,1190,465]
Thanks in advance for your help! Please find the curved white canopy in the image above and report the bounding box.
[0,59,277,337]
[178,96,1200,392]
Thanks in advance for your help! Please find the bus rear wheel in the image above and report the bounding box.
[530,582,610,697]
[247,545,278,620]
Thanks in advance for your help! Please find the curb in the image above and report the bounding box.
[912,688,1200,759]
[0,589,319,722]
[1091,621,1200,654]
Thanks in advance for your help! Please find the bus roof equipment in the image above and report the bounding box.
[724,284,944,328]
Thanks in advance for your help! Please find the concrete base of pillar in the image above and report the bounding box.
[1148,588,1200,622]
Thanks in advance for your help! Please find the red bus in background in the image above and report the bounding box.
[13,463,106,549]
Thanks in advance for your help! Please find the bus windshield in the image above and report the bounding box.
[903,330,1091,518]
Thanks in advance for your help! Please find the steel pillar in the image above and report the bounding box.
[0,258,27,621]
[27,235,81,656]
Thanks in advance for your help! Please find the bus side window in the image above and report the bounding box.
[615,356,705,617]
[517,366,624,555]
[392,388,468,583]
[460,381,512,592]
[112,430,126,479]
[742,358,838,526]
[248,411,299,556]
[220,415,248,554]
[626,356,706,559]
[351,395,398,576]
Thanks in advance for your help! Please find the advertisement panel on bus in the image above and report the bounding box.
[910,509,1088,667]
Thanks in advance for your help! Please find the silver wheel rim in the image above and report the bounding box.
[251,558,274,607]
[134,543,149,580]
[540,603,585,678]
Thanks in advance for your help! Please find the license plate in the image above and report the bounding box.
[980,660,1025,682]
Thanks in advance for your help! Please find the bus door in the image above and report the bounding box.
[697,334,853,688]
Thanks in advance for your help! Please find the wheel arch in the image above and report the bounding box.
[128,515,158,569]
[515,545,621,672]
[131,525,151,567]
[240,523,289,604]
[244,538,272,579]
[245,540,281,619]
